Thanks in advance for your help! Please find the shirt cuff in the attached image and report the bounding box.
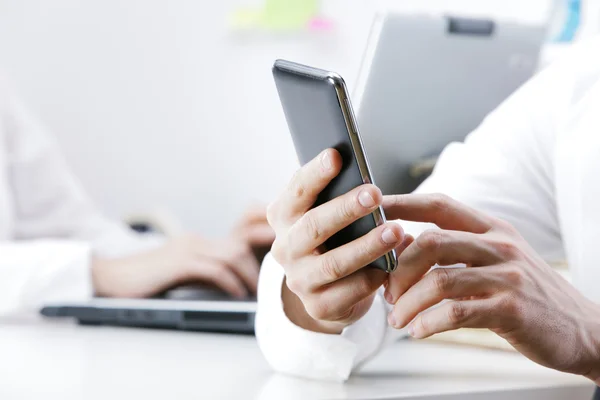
[341,289,388,369]
[0,240,93,320]
[255,253,387,381]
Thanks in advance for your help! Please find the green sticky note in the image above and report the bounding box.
[231,0,320,31]
[263,0,319,29]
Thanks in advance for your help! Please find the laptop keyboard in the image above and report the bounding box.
[160,286,257,303]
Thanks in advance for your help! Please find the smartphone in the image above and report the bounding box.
[272,59,397,273]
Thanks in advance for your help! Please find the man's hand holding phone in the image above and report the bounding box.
[268,149,412,334]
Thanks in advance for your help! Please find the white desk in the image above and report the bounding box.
[0,322,593,400]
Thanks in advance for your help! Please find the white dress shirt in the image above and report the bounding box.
[255,36,600,381]
[0,77,161,319]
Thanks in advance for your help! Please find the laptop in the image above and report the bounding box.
[40,12,547,335]
[353,12,548,195]
[41,285,258,334]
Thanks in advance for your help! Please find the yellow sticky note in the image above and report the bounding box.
[231,0,320,31]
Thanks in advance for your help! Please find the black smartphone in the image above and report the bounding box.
[272,59,397,273]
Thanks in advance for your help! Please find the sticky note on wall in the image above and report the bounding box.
[230,0,325,31]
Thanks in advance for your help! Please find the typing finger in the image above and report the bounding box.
[383,193,494,234]
[240,223,276,248]
[388,267,499,329]
[405,298,499,339]
[190,260,248,299]
[386,229,501,302]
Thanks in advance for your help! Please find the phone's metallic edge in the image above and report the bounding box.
[273,59,397,273]
[327,73,398,273]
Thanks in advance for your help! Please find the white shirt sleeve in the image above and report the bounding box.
[255,253,405,382]
[3,88,164,258]
[255,42,587,380]
[0,240,93,320]
[0,80,164,319]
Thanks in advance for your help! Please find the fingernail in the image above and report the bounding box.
[384,290,394,304]
[382,228,399,244]
[407,323,415,337]
[358,190,376,208]
[388,313,398,328]
[321,151,332,171]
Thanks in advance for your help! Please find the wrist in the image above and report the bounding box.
[281,279,347,334]
[91,257,120,298]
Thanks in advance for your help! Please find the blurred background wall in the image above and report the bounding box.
[0,0,555,236]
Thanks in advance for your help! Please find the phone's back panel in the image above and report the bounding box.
[273,60,391,271]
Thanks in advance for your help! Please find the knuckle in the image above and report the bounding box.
[270,240,288,264]
[299,212,322,241]
[288,268,315,295]
[357,237,378,261]
[430,268,452,295]
[447,301,468,325]
[290,171,306,199]
[429,193,453,215]
[320,254,344,281]
[502,264,525,286]
[417,229,445,251]
[285,276,304,295]
[416,315,428,335]
[337,197,358,222]
[490,238,521,260]
[292,183,305,199]
[386,195,403,209]
[306,301,330,321]
[493,218,519,235]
